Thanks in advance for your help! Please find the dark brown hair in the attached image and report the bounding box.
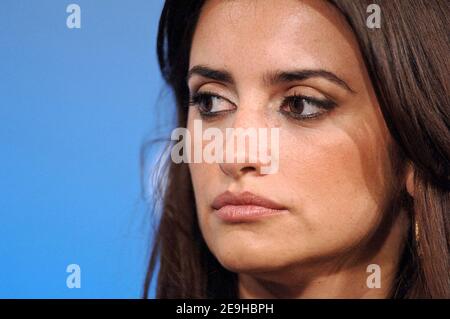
[143,0,449,298]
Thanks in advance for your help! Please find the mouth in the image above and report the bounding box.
[211,191,288,223]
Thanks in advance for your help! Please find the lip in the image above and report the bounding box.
[211,191,287,222]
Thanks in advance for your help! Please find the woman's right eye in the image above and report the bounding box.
[189,92,236,117]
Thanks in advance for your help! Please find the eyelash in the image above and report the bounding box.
[279,94,337,120]
[188,92,337,121]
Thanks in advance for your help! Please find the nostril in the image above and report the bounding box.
[240,166,256,174]
[219,159,263,178]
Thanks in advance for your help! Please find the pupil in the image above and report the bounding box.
[202,96,213,112]
[290,98,304,113]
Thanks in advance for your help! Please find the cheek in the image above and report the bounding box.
[279,119,392,244]
[187,112,216,204]
[189,162,214,212]
[187,114,219,235]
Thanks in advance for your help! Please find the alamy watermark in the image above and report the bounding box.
[66,263,81,289]
[366,4,381,29]
[66,4,81,29]
[171,120,280,174]
[366,264,381,289]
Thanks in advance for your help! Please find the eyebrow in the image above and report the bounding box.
[187,65,356,94]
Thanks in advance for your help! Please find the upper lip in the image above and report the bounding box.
[211,191,286,210]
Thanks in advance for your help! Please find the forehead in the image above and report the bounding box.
[190,0,363,82]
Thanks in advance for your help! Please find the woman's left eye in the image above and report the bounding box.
[280,95,336,120]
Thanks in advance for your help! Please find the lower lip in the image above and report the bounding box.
[214,205,287,222]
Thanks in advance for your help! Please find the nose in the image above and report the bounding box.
[218,102,272,179]
[219,156,264,179]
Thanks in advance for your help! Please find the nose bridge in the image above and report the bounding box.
[232,90,267,129]
[219,91,272,178]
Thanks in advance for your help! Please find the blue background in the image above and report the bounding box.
[0,0,169,298]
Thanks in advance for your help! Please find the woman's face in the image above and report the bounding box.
[187,0,402,279]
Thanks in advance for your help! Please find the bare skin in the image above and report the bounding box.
[187,0,412,298]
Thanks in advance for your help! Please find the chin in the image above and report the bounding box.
[216,252,284,274]
[207,232,356,277]
[209,236,296,274]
